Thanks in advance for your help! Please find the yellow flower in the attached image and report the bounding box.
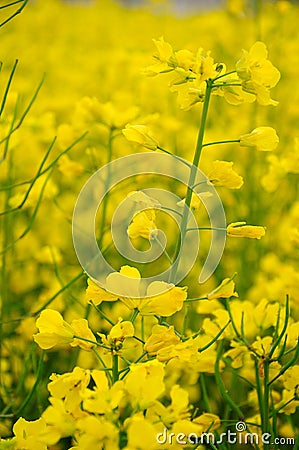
[70,318,96,351]
[105,266,187,316]
[207,277,238,300]
[12,418,49,450]
[224,341,250,369]
[282,365,299,392]
[144,324,180,356]
[33,309,74,349]
[175,48,195,71]
[240,127,279,151]
[193,412,221,431]
[85,277,118,306]
[106,265,141,300]
[82,370,124,414]
[71,416,119,450]
[124,359,165,409]
[227,221,266,239]
[127,209,158,240]
[33,310,96,351]
[194,48,219,83]
[143,36,175,76]
[140,281,187,316]
[99,319,135,353]
[127,190,161,209]
[42,398,76,443]
[208,160,243,189]
[122,124,158,150]
[48,367,90,414]
[236,41,280,105]
[125,413,160,450]
[276,389,299,415]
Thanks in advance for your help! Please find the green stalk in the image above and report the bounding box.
[98,128,113,248]
[263,359,271,449]
[169,80,213,283]
[112,354,119,383]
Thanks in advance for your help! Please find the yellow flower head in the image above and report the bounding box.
[48,367,90,414]
[240,127,279,151]
[82,370,124,414]
[99,318,135,353]
[208,160,243,189]
[144,324,180,356]
[236,41,280,105]
[207,277,238,300]
[127,209,158,240]
[122,124,158,150]
[140,282,187,316]
[12,418,49,450]
[124,359,165,409]
[34,309,74,350]
[227,221,266,239]
[143,36,175,76]
[194,48,219,84]
[70,318,96,351]
[85,278,118,306]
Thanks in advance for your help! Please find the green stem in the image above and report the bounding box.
[15,350,44,417]
[98,128,113,248]
[90,301,115,326]
[213,70,237,81]
[215,341,244,419]
[112,354,119,383]
[202,139,240,148]
[130,308,139,323]
[153,235,172,265]
[263,359,271,448]
[169,79,213,283]
[199,374,211,412]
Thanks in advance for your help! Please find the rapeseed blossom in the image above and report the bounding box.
[240,126,279,151]
[1,0,299,447]
[227,221,266,239]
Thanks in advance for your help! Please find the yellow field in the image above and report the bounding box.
[0,1,299,449]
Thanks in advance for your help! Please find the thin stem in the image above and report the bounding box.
[169,79,213,283]
[202,139,240,148]
[0,0,28,28]
[157,146,192,168]
[199,374,211,412]
[90,301,115,326]
[0,59,18,117]
[0,74,44,148]
[213,70,237,81]
[212,83,242,88]
[92,348,113,384]
[153,235,172,265]
[112,355,119,383]
[186,226,226,232]
[263,359,271,448]
[130,308,139,323]
[15,351,44,417]
[98,129,113,248]
[33,271,84,315]
[184,296,207,303]
[198,320,231,352]
[73,335,109,350]
[215,341,244,419]
[269,295,289,358]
